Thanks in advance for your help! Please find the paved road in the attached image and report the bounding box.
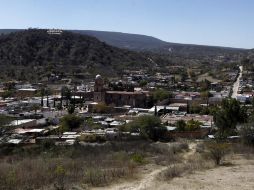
[231,66,243,99]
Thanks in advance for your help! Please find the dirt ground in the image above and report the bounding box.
[93,146,254,190]
[148,156,254,190]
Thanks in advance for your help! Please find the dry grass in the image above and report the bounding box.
[0,142,144,190]
[152,141,189,166]
[0,154,136,190]
[0,140,191,190]
[159,153,214,181]
[230,143,254,159]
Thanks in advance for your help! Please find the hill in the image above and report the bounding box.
[0,29,151,81]
[71,30,248,57]
[71,30,167,51]
[0,29,248,57]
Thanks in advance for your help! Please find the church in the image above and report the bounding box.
[93,75,149,108]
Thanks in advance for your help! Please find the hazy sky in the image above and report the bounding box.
[0,0,254,48]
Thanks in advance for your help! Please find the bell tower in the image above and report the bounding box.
[94,74,105,102]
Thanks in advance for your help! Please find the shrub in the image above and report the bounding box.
[206,142,230,165]
[185,119,202,131]
[175,119,201,131]
[131,153,145,164]
[93,103,111,114]
[78,134,97,143]
[240,124,254,146]
[176,120,186,131]
[54,165,66,190]
[163,164,183,179]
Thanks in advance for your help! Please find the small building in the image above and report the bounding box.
[8,119,37,128]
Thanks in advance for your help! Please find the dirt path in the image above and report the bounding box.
[92,143,254,190]
[92,164,167,190]
[93,142,197,190]
[182,142,196,160]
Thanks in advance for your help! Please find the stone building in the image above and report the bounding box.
[93,75,149,108]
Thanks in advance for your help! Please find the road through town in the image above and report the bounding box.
[231,66,243,99]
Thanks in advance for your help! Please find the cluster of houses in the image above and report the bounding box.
[236,69,254,103]
[0,66,250,146]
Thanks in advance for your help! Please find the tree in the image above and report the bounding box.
[176,120,187,131]
[215,98,247,138]
[93,103,110,114]
[0,115,14,133]
[56,103,63,111]
[139,80,147,87]
[60,114,83,132]
[240,123,254,146]
[200,80,211,91]
[180,70,188,82]
[152,89,172,103]
[61,86,71,106]
[186,119,202,131]
[127,115,166,141]
[176,119,201,131]
[200,90,211,99]
[67,104,75,114]
[189,102,202,114]
[1,90,13,100]
[189,69,197,81]
[31,104,41,114]
[45,88,52,107]
[40,87,46,107]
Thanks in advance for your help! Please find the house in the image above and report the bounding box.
[16,88,37,98]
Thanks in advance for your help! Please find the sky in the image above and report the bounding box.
[0,0,254,49]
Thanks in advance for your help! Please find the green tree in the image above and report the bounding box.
[61,86,71,106]
[31,104,41,113]
[0,115,14,133]
[180,70,188,82]
[45,88,52,107]
[215,98,247,138]
[240,123,254,146]
[60,114,83,132]
[67,104,75,114]
[176,120,187,131]
[186,119,202,131]
[152,88,172,103]
[1,90,14,100]
[200,90,211,99]
[127,115,166,141]
[189,102,202,114]
[139,80,148,87]
[40,87,46,107]
[56,103,63,111]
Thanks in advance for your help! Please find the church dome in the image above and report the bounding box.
[95,74,103,85]
[95,74,102,79]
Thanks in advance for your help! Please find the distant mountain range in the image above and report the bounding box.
[0,29,249,57]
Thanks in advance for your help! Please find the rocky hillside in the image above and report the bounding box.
[0,29,152,80]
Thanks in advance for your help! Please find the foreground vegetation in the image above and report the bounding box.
[0,140,189,190]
